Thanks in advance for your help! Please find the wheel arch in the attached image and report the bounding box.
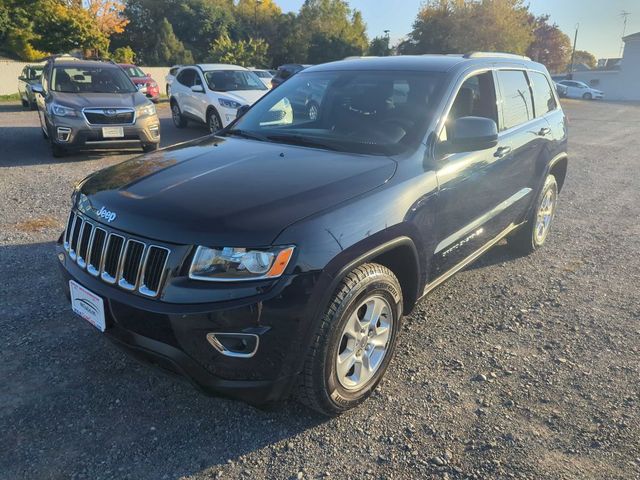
[328,236,421,315]
[548,153,568,193]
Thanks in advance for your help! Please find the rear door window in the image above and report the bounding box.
[496,70,534,130]
[176,69,195,87]
[529,71,557,117]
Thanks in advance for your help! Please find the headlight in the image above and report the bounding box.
[51,103,77,117]
[218,98,243,110]
[189,246,295,281]
[138,103,156,117]
[147,81,158,88]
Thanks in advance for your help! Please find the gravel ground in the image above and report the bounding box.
[1,100,639,480]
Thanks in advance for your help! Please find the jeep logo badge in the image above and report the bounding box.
[96,206,117,223]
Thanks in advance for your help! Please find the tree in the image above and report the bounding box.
[209,32,268,67]
[399,0,533,56]
[145,17,193,65]
[293,0,368,64]
[86,0,129,36]
[572,49,596,69]
[111,45,135,63]
[368,36,391,56]
[526,14,571,73]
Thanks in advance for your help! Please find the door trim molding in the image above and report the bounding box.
[434,187,531,254]
[422,221,522,298]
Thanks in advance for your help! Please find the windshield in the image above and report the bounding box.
[204,70,267,92]
[121,66,146,78]
[51,66,137,94]
[226,70,445,155]
[253,70,272,78]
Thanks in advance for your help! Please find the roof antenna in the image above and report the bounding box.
[620,11,631,57]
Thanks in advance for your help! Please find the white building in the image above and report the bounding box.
[573,31,640,101]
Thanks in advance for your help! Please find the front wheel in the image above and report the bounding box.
[508,174,558,254]
[583,92,593,100]
[171,101,187,128]
[206,108,222,134]
[296,263,403,416]
[142,143,159,153]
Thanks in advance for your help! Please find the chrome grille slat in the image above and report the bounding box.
[65,211,170,297]
[69,216,83,260]
[77,222,94,268]
[87,227,107,276]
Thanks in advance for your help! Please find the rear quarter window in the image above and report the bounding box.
[529,71,557,117]
[497,70,534,130]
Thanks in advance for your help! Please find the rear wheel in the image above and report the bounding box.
[297,263,403,416]
[171,101,187,128]
[508,174,558,254]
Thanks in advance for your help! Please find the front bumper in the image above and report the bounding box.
[49,113,160,149]
[56,242,318,405]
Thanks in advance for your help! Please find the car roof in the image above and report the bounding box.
[51,60,120,69]
[196,64,247,71]
[305,54,547,74]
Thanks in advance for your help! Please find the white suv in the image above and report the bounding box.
[170,64,269,133]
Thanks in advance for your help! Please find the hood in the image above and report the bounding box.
[52,91,148,109]
[222,89,267,106]
[76,136,397,246]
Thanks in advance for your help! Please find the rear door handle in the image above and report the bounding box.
[537,127,551,136]
[494,146,512,158]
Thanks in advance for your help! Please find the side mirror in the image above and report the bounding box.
[442,116,498,154]
[31,83,44,95]
[236,104,251,119]
[191,84,205,93]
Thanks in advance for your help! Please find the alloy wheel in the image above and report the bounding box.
[336,295,393,391]
[534,187,557,244]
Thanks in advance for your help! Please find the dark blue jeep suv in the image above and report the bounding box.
[57,53,568,415]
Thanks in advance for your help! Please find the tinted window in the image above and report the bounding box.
[51,66,136,93]
[121,66,145,77]
[176,69,195,87]
[446,72,498,138]
[497,70,534,130]
[230,70,445,155]
[529,71,557,116]
[204,70,267,92]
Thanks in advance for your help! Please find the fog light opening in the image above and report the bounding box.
[57,127,71,142]
[149,125,160,138]
[206,333,259,358]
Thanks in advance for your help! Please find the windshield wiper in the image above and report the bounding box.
[223,129,267,142]
[265,133,339,151]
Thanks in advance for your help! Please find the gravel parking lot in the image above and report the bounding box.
[1,100,639,480]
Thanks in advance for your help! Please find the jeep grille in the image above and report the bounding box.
[64,211,170,297]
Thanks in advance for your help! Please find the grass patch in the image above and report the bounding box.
[0,92,21,102]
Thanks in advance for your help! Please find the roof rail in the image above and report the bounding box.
[464,52,531,61]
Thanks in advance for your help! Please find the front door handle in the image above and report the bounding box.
[537,127,551,136]
[494,146,512,158]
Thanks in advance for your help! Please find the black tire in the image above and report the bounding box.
[21,99,29,108]
[50,140,66,158]
[29,100,38,110]
[508,174,558,255]
[206,108,222,134]
[583,92,592,100]
[166,84,171,97]
[142,143,159,153]
[296,263,403,416]
[171,101,187,128]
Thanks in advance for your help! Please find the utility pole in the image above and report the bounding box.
[620,11,631,57]
[384,30,390,56]
[569,23,579,79]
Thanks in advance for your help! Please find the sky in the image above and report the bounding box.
[275,0,640,60]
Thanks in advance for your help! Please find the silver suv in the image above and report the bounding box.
[33,57,160,157]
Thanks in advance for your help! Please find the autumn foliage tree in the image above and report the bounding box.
[526,14,571,73]
[86,0,129,36]
[399,0,533,56]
